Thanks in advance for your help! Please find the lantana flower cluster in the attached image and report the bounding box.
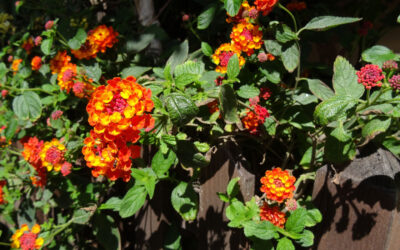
[212,0,276,73]
[11,224,44,250]
[259,167,296,227]
[241,90,271,134]
[22,137,71,188]
[82,76,154,181]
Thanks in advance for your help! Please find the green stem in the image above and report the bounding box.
[2,85,54,95]
[237,100,254,110]
[366,88,371,105]
[0,242,11,246]
[294,172,315,190]
[4,148,22,156]
[278,3,298,32]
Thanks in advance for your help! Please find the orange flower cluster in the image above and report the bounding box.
[0,180,6,204]
[11,58,23,74]
[31,56,42,71]
[226,1,258,23]
[254,0,278,16]
[50,51,71,74]
[22,137,71,187]
[207,100,220,115]
[71,25,118,60]
[212,43,245,73]
[260,203,286,228]
[82,131,141,182]
[11,224,44,250]
[50,51,95,98]
[286,0,307,11]
[83,76,154,181]
[230,21,263,56]
[241,111,259,134]
[260,167,296,203]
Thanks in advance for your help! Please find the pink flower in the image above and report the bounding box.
[382,60,398,71]
[182,14,190,22]
[356,64,384,89]
[72,81,84,96]
[285,198,298,211]
[258,52,268,62]
[1,90,8,98]
[389,75,400,90]
[249,96,260,106]
[45,20,54,30]
[51,110,63,120]
[7,55,13,62]
[34,36,42,46]
[61,162,72,176]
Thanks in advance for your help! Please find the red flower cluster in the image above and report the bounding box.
[0,180,6,204]
[254,0,278,16]
[260,203,286,227]
[356,64,384,89]
[83,76,154,181]
[242,95,270,134]
[31,56,42,71]
[286,0,307,11]
[389,75,400,90]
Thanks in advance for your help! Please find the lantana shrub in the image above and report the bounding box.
[0,0,400,249]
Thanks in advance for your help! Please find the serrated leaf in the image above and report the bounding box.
[332,56,364,98]
[193,141,210,153]
[243,221,278,240]
[301,16,362,32]
[217,192,230,202]
[201,42,213,56]
[237,85,260,99]
[175,73,198,89]
[84,64,102,82]
[285,208,307,233]
[330,121,351,142]
[224,0,242,16]
[41,38,53,55]
[171,182,198,221]
[164,93,199,126]
[12,91,42,121]
[382,136,400,156]
[227,177,240,198]
[167,40,189,73]
[227,54,240,80]
[307,79,334,101]
[305,209,322,227]
[296,230,314,247]
[93,214,121,250]
[5,118,18,141]
[197,4,218,30]
[361,118,391,139]
[72,209,92,224]
[314,95,356,125]
[264,40,282,56]
[131,168,157,199]
[277,237,295,250]
[324,136,356,163]
[219,84,240,123]
[276,24,297,43]
[99,197,122,211]
[174,61,204,77]
[176,140,209,168]
[281,42,299,73]
[119,185,147,218]
[362,45,398,67]
[151,149,176,178]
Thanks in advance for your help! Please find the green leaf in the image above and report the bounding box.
[12,91,42,121]
[324,136,356,163]
[93,214,121,250]
[264,40,282,56]
[164,225,182,250]
[167,40,189,73]
[307,79,334,101]
[226,200,249,227]
[164,64,173,82]
[197,4,218,30]
[398,14,400,23]
[224,0,242,16]
[171,182,198,221]
[227,54,240,80]
[277,237,295,250]
[131,168,157,199]
[260,62,281,84]
[174,61,205,77]
[217,192,230,202]
[382,136,400,156]
[296,230,314,247]
[281,42,299,73]
[243,221,278,240]
[332,56,364,98]
[176,140,209,168]
[330,121,351,142]
[5,118,18,141]
[175,73,198,89]
[0,62,8,79]
[84,63,102,82]
[301,16,362,32]
[293,93,318,105]
[314,95,356,125]
[362,45,398,67]
[121,66,151,78]
[151,149,176,178]
[285,208,307,233]
[263,117,276,136]
[276,24,297,43]
[237,85,260,99]
[119,185,147,218]
[41,38,53,55]
[72,209,92,224]
[201,42,213,56]
[361,118,391,139]
[227,177,240,198]
[219,84,240,123]
[99,197,122,211]
[305,209,322,227]
[164,93,199,126]
[193,141,210,153]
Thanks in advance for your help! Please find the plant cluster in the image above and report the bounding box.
[0,0,399,249]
